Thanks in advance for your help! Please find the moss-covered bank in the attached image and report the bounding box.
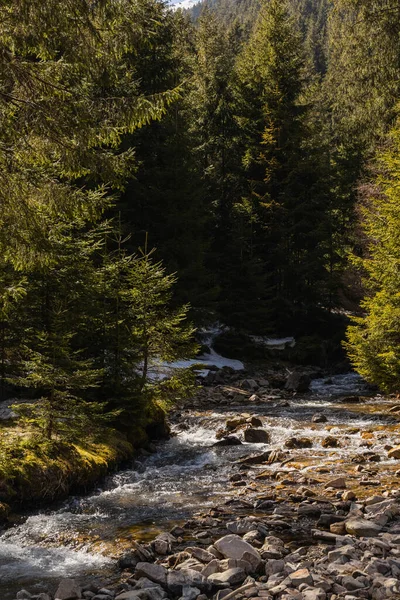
[0,404,170,523]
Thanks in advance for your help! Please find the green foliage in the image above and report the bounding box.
[345,116,400,393]
[0,0,180,266]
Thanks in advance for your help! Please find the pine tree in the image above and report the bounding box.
[345,115,400,394]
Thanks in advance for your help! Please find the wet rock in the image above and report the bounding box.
[135,564,167,587]
[16,592,32,600]
[340,396,360,403]
[388,446,400,460]
[285,372,311,392]
[226,417,246,431]
[296,486,317,498]
[214,535,262,571]
[239,379,258,391]
[208,568,247,587]
[132,542,154,563]
[325,477,346,489]
[345,518,383,537]
[249,416,263,427]
[213,436,242,447]
[170,526,185,537]
[244,429,270,444]
[322,436,339,448]
[312,414,327,424]
[284,437,312,449]
[167,569,211,595]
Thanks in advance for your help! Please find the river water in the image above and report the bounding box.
[1,373,399,599]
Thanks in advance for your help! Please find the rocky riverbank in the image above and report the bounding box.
[14,485,400,600]
[9,367,400,600]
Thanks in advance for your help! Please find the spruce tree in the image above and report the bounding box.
[345,115,400,394]
[234,0,330,330]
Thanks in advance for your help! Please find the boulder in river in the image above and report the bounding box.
[322,436,339,448]
[285,437,312,449]
[244,428,270,444]
[237,451,271,465]
[311,413,327,423]
[249,416,263,427]
[226,417,246,431]
[213,436,242,447]
[388,446,400,459]
[285,372,311,392]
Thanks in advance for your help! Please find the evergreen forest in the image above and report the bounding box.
[0,0,399,511]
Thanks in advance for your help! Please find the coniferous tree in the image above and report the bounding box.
[233,0,330,330]
[345,116,400,394]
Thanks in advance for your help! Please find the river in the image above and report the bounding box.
[1,372,398,599]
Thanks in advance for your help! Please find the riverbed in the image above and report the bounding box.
[1,373,399,599]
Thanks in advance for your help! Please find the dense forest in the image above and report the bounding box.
[0,0,399,485]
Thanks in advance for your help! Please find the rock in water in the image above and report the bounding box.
[388,446,400,459]
[213,436,242,447]
[244,428,270,443]
[312,413,327,423]
[285,372,311,392]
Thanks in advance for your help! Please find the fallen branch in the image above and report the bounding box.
[221,581,256,600]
